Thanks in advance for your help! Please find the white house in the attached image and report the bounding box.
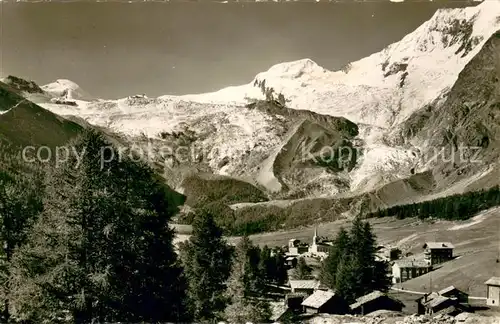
[485,277,500,307]
[392,259,432,284]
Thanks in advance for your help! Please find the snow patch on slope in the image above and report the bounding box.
[40,96,287,181]
[239,1,500,128]
[350,145,419,192]
[36,0,500,198]
[41,79,93,101]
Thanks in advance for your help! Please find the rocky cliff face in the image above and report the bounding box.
[396,32,500,193]
[8,1,500,219]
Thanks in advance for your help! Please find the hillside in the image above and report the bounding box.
[241,206,500,299]
[0,80,83,154]
[4,0,500,233]
[0,79,187,209]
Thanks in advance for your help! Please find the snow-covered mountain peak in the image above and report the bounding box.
[255,58,328,81]
[31,1,500,199]
[243,0,500,129]
[41,79,92,101]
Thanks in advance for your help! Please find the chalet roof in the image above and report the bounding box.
[418,292,453,309]
[485,277,500,286]
[428,296,453,309]
[289,280,319,290]
[301,290,336,309]
[423,242,454,250]
[438,285,467,296]
[350,291,402,310]
[394,259,430,268]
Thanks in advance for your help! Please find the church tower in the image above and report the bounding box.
[313,226,318,246]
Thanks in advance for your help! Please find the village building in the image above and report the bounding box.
[308,227,333,254]
[485,277,500,307]
[349,290,404,315]
[285,256,298,268]
[288,239,309,256]
[416,292,462,316]
[288,279,320,295]
[392,259,432,283]
[423,242,454,265]
[438,286,469,304]
[301,290,347,314]
[285,293,307,311]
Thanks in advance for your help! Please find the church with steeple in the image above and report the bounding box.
[308,226,333,254]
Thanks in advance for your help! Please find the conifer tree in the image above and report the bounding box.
[180,210,233,321]
[271,248,288,285]
[320,219,390,303]
[320,227,350,288]
[10,131,189,323]
[334,255,362,304]
[361,222,391,293]
[225,236,270,323]
[291,257,312,280]
[258,245,273,282]
[0,156,43,321]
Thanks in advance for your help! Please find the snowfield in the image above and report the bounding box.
[35,0,500,197]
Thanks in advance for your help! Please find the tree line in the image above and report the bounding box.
[178,210,289,323]
[0,130,290,323]
[0,130,394,323]
[367,185,500,221]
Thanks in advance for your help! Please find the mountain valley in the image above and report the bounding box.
[1,1,500,233]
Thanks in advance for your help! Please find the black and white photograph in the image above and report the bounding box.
[0,0,500,322]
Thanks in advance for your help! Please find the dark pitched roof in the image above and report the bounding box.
[438,285,467,296]
[428,295,452,309]
[350,291,403,310]
[417,292,455,310]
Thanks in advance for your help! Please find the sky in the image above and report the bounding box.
[0,1,477,99]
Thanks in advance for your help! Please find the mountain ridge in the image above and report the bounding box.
[2,0,500,231]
